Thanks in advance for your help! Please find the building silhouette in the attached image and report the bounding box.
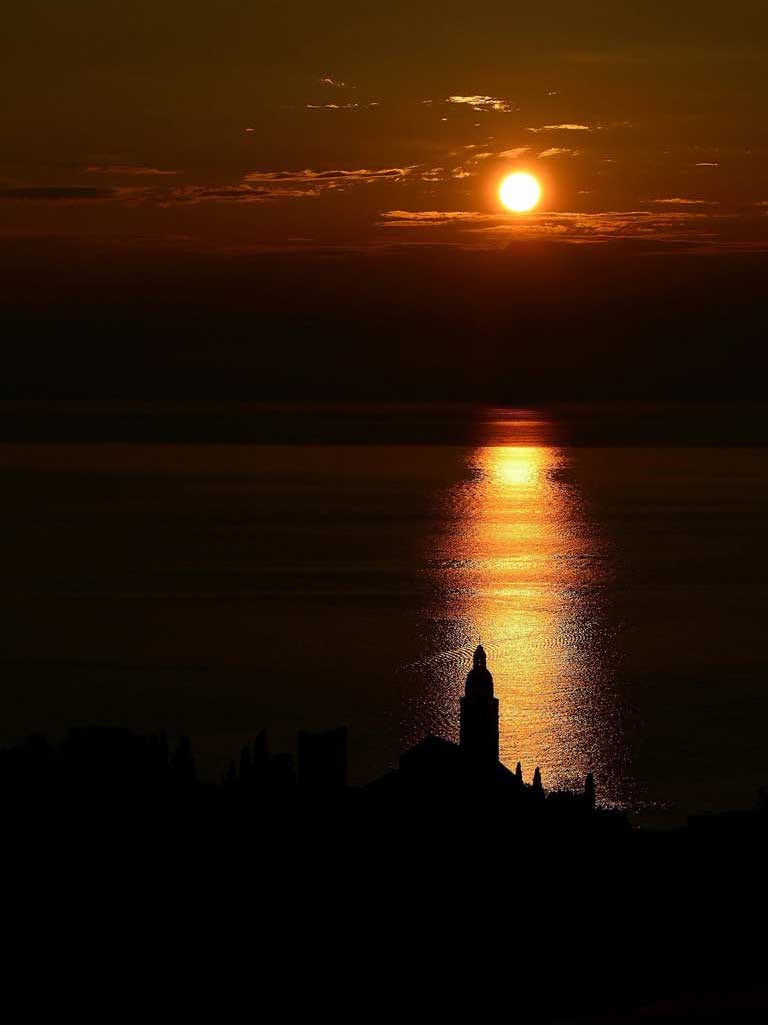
[0,646,640,836]
[369,644,575,802]
[459,643,499,775]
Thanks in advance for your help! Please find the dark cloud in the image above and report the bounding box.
[146,168,415,205]
[161,184,320,204]
[85,165,177,176]
[0,169,417,211]
[0,187,117,200]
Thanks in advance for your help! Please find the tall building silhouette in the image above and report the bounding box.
[459,644,499,773]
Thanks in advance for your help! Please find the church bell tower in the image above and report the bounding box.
[459,644,499,773]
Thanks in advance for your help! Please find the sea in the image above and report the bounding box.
[1,401,767,825]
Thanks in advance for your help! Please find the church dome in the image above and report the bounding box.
[464,644,494,700]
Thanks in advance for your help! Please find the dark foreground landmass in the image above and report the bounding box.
[3,724,767,1023]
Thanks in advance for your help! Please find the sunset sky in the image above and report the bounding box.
[2,2,768,399]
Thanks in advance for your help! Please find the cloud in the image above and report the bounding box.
[377,208,727,249]
[446,95,516,112]
[419,168,445,182]
[383,211,479,224]
[85,165,177,176]
[0,167,416,210]
[164,185,276,204]
[498,147,530,159]
[243,168,413,184]
[527,124,592,132]
[143,168,416,206]
[319,76,352,88]
[305,102,379,110]
[538,147,576,158]
[695,162,719,167]
[650,197,718,205]
[157,184,321,204]
[0,187,118,200]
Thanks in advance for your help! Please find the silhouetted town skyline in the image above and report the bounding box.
[1,644,765,845]
[3,639,767,1023]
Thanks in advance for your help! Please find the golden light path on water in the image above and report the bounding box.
[426,443,621,797]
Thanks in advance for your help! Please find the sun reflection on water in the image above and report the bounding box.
[427,444,622,797]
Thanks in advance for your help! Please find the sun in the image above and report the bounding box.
[499,172,541,213]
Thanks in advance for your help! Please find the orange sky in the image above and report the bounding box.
[2,3,768,399]
[2,2,768,255]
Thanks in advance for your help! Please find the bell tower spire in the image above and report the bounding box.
[459,644,499,773]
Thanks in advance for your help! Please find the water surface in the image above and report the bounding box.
[0,404,766,823]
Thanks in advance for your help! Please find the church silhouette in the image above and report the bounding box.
[367,645,603,823]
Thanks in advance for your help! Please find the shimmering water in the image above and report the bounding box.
[0,404,766,824]
[420,444,623,801]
